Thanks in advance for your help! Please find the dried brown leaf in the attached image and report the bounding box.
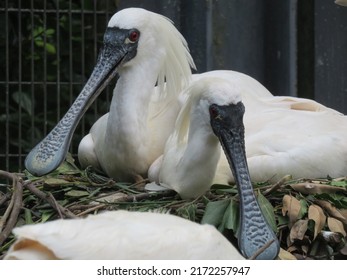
[308,205,326,239]
[290,219,308,243]
[315,200,347,224]
[282,195,301,227]
[290,183,347,195]
[327,217,346,237]
[278,248,297,260]
[340,209,347,220]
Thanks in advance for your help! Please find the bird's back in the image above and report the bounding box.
[4,211,245,260]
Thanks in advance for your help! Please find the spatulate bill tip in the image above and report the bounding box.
[239,230,280,260]
[24,148,63,177]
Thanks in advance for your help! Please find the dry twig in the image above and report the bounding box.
[249,239,276,260]
[0,192,11,208]
[24,181,77,219]
[0,170,23,246]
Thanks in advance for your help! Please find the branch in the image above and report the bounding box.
[0,192,11,208]
[249,239,276,260]
[24,182,77,219]
[0,171,23,246]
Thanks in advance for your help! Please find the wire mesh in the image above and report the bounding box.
[0,0,117,176]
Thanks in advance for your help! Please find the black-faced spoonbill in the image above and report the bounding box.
[148,77,280,259]
[25,8,195,181]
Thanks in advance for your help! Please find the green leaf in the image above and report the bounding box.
[316,193,347,208]
[45,28,55,36]
[201,199,230,227]
[65,190,89,197]
[45,43,56,54]
[34,38,44,47]
[33,26,44,38]
[24,208,34,224]
[53,154,81,175]
[298,199,308,219]
[41,211,54,222]
[44,178,73,186]
[257,192,278,233]
[277,215,289,227]
[330,181,347,188]
[177,204,197,221]
[12,91,33,116]
[220,199,239,232]
[65,153,80,170]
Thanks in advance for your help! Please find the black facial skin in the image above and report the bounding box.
[102,27,140,70]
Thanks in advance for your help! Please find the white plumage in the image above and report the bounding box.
[215,94,347,184]
[4,211,245,260]
[149,71,347,195]
[148,77,243,198]
[77,8,195,182]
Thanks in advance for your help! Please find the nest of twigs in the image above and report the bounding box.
[1,154,347,260]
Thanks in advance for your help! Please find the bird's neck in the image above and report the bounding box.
[185,114,221,174]
[186,113,221,163]
[105,60,162,166]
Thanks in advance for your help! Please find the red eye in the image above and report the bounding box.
[129,30,139,42]
[209,106,219,119]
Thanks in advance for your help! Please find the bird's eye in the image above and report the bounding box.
[209,106,219,119]
[128,30,140,43]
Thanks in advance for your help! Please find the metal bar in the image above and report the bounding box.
[30,0,35,148]
[0,8,110,14]
[17,0,23,171]
[105,0,111,105]
[68,0,74,154]
[289,0,298,97]
[180,0,207,72]
[297,0,314,100]
[5,0,9,172]
[93,0,98,120]
[206,0,213,71]
[56,0,61,121]
[262,0,297,97]
[80,0,86,136]
[43,1,48,137]
[0,81,85,85]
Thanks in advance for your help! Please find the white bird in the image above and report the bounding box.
[147,77,279,259]
[24,8,196,181]
[4,210,245,260]
[149,70,347,186]
[148,77,242,199]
